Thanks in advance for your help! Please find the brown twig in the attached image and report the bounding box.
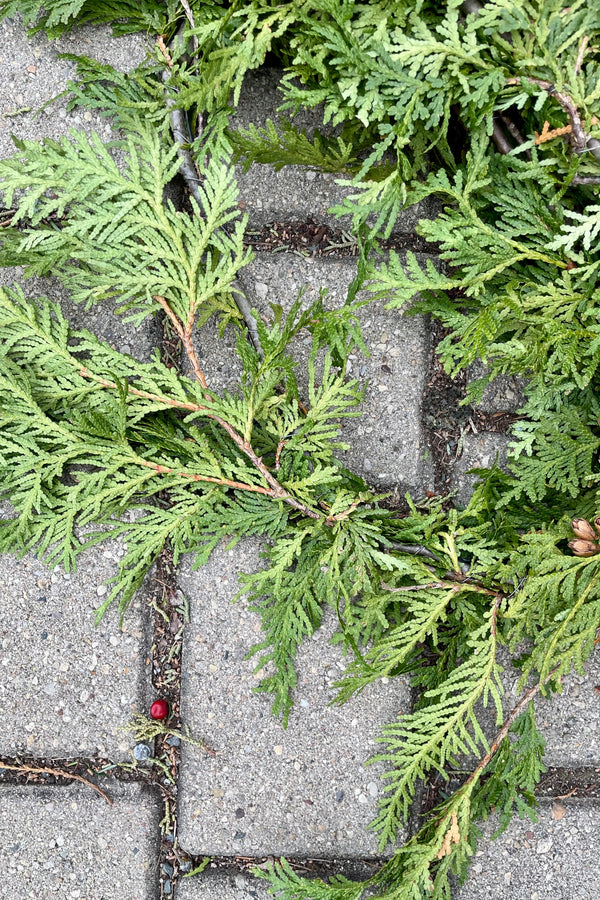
[571,174,600,185]
[78,368,322,521]
[154,295,208,389]
[461,663,561,793]
[575,36,589,76]
[491,120,514,155]
[0,762,112,804]
[508,77,600,163]
[135,456,282,496]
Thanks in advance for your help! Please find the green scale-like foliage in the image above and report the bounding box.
[1,2,600,900]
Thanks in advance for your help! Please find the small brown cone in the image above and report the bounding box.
[571,518,597,541]
[569,539,600,557]
[594,516,600,537]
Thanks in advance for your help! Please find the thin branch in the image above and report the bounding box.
[156,39,263,356]
[0,761,112,804]
[134,455,283,496]
[575,35,589,76]
[78,371,323,521]
[461,664,561,792]
[154,295,208,389]
[508,77,600,163]
[78,367,205,412]
[381,580,462,593]
[232,278,263,358]
[491,121,515,155]
[571,174,600,185]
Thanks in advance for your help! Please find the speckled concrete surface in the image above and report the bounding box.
[177,870,273,899]
[0,537,151,760]
[237,253,434,493]
[451,431,510,507]
[455,802,600,900]
[233,68,437,233]
[0,19,148,159]
[177,539,409,857]
[0,783,159,899]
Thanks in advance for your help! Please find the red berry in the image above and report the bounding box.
[150,699,169,720]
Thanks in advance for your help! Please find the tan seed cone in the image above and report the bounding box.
[571,518,597,541]
[568,539,600,557]
[594,516,600,537]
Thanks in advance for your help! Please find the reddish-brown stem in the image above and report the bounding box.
[461,663,561,793]
[77,372,322,520]
[507,77,600,162]
[154,295,208,389]
[0,762,112,804]
[135,456,280,496]
[79,367,205,412]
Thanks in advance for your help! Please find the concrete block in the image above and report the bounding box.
[0,267,159,362]
[232,69,436,232]
[177,540,411,857]
[0,782,158,899]
[455,802,600,900]
[233,252,433,493]
[467,361,525,415]
[0,536,151,760]
[451,432,510,507]
[177,870,272,900]
[0,19,148,160]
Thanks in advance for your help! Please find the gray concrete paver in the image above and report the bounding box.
[177,870,272,900]
[0,783,159,899]
[233,68,437,232]
[0,19,148,159]
[0,535,151,760]
[177,540,410,857]
[452,431,510,507]
[237,252,433,493]
[455,802,600,900]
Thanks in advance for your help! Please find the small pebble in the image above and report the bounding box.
[96,585,107,597]
[166,734,181,747]
[163,879,172,895]
[335,790,344,803]
[254,282,268,301]
[273,745,283,755]
[363,458,372,472]
[162,863,174,877]
[536,837,553,854]
[133,743,152,761]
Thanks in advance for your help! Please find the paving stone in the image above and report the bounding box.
[177,870,272,900]
[452,434,600,767]
[234,252,433,493]
[455,801,600,900]
[0,267,159,362]
[0,532,151,760]
[467,361,525,414]
[0,18,148,159]
[452,432,510,507]
[177,539,410,857]
[0,23,158,359]
[233,68,436,232]
[0,782,158,898]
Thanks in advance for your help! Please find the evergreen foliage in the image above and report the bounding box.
[0,1,600,898]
